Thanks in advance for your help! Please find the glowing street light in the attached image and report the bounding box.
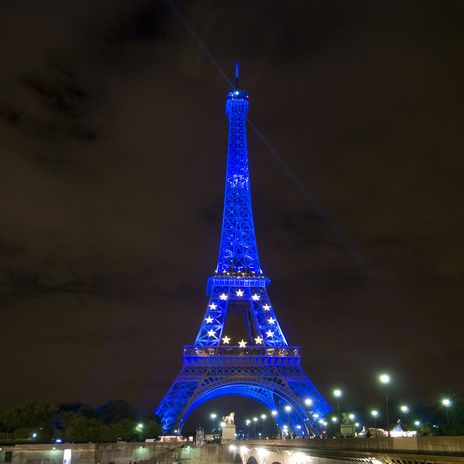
[261,414,267,437]
[378,373,391,432]
[210,413,217,420]
[253,417,258,440]
[332,389,342,436]
[400,405,409,414]
[284,405,292,432]
[414,420,421,427]
[442,398,452,425]
[271,410,278,438]
[332,389,342,417]
[371,409,379,427]
[348,414,355,421]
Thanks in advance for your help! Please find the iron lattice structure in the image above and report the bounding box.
[155,82,330,436]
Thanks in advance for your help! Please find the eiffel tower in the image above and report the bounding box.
[155,68,330,436]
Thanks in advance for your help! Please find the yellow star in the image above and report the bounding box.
[252,293,261,301]
[236,289,244,297]
[263,304,271,311]
[238,339,247,348]
[267,317,275,325]
[219,293,228,300]
[209,302,217,310]
[207,329,216,337]
[266,330,274,338]
[205,316,214,324]
[254,336,263,345]
[222,335,231,344]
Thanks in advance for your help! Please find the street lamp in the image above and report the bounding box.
[348,414,355,421]
[441,398,452,425]
[210,413,217,433]
[245,419,251,439]
[371,410,379,428]
[261,414,267,437]
[414,420,421,427]
[332,389,342,437]
[284,405,292,433]
[378,373,391,432]
[271,410,278,438]
[400,405,409,414]
[253,417,258,439]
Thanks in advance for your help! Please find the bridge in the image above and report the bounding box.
[228,437,464,464]
[2,438,463,464]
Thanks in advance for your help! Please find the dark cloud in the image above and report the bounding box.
[0,0,463,418]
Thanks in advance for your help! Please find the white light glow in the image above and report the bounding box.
[207,329,216,337]
[252,293,260,301]
[379,373,391,384]
[219,293,228,300]
[205,316,213,323]
[209,302,217,310]
[304,398,313,406]
[236,289,244,297]
[262,303,271,311]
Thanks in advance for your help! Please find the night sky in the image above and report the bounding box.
[1,0,463,420]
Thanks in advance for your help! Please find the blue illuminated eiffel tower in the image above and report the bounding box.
[155,69,330,436]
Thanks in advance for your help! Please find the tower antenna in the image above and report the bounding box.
[234,63,240,89]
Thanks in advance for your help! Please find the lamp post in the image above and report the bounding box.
[245,419,251,439]
[253,417,258,439]
[441,398,452,425]
[332,389,342,437]
[284,405,292,435]
[371,410,379,428]
[261,414,267,437]
[378,373,391,433]
[271,410,278,438]
[303,398,312,437]
[210,413,217,433]
[332,389,342,420]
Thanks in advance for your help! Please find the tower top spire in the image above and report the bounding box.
[234,63,240,89]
